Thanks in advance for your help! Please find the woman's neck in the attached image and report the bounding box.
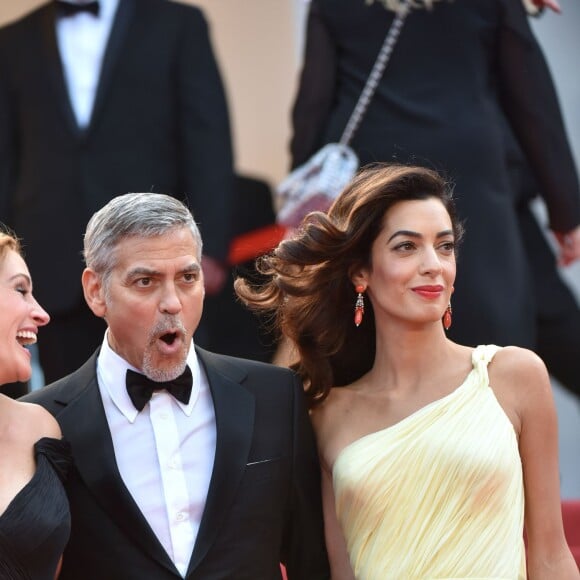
[365,322,462,394]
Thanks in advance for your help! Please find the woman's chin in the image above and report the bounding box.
[16,365,33,385]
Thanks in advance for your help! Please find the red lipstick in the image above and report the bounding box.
[412,285,444,299]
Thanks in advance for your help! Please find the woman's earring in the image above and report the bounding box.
[443,285,455,330]
[443,303,452,330]
[354,285,365,327]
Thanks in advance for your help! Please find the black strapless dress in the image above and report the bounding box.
[0,438,71,579]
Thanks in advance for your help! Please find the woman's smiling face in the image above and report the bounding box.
[0,249,50,385]
[354,197,456,330]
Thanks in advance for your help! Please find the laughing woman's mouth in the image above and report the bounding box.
[16,330,37,346]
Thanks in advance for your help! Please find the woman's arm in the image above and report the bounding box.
[312,400,356,580]
[497,0,580,234]
[505,348,579,578]
[290,0,338,168]
[321,466,356,580]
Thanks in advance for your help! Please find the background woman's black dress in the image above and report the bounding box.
[291,0,580,355]
[0,438,71,579]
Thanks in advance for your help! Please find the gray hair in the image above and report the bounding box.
[83,192,202,285]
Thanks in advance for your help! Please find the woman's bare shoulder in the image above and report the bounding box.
[12,400,62,440]
[311,384,358,427]
[490,345,549,388]
[488,346,552,431]
[310,384,362,466]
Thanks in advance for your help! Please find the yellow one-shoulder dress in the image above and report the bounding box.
[332,345,526,579]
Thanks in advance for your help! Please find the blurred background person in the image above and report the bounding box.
[0,0,235,388]
[506,124,580,397]
[288,0,580,396]
[0,227,71,578]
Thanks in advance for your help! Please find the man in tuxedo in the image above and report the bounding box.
[0,0,234,385]
[24,192,329,579]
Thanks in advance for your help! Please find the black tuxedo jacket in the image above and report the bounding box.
[24,347,329,579]
[0,0,234,314]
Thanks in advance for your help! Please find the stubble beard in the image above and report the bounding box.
[141,316,190,382]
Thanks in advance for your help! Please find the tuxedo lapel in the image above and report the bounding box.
[55,354,179,576]
[187,349,255,575]
[88,0,135,135]
[38,3,81,138]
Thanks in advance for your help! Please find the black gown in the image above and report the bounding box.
[291,0,580,351]
[0,438,71,580]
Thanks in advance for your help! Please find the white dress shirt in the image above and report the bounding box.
[97,332,216,578]
[55,0,120,128]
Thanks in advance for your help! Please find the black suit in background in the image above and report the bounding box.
[506,134,580,396]
[23,347,330,579]
[203,175,279,363]
[0,0,235,382]
[291,0,580,364]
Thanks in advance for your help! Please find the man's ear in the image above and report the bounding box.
[82,268,107,318]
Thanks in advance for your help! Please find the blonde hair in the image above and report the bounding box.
[0,228,21,263]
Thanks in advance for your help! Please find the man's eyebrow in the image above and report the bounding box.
[126,267,159,279]
[181,263,201,273]
[387,229,454,243]
[126,263,201,279]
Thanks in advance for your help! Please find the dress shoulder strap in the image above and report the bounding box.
[471,344,502,387]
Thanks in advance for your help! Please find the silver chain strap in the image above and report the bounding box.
[339,0,412,146]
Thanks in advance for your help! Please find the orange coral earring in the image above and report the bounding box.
[442,285,455,330]
[354,285,365,327]
[443,303,452,330]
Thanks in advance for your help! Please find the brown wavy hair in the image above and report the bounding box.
[235,164,463,405]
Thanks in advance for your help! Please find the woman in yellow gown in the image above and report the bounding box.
[236,164,578,579]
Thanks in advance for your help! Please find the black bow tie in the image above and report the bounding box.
[56,0,100,17]
[126,367,193,412]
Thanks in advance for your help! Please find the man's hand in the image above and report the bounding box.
[201,255,228,295]
[554,225,580,266]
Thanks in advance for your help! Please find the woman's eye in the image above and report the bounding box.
[439,241,455,252]
[395,242,415,251]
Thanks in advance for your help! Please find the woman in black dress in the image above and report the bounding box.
[0,228,71,579]
[290,0,580,384]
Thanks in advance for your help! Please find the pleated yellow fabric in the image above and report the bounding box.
[333,345,526,579]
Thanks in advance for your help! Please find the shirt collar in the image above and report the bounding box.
[97,329,202,423]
